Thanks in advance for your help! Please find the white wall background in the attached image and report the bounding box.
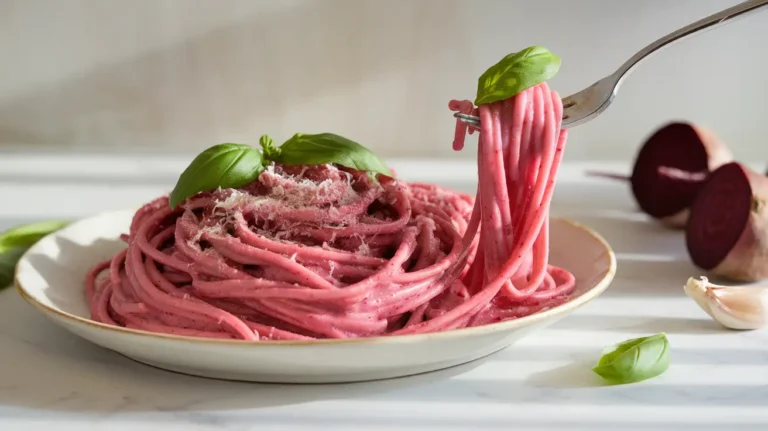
[1,0,766,162]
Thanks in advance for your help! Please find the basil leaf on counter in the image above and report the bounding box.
[0,220,69,290]
[0,220,69,250]
[169,143,264,208]
[475,45,561,105]
[272,133,392,177]
[593,333,670,384]
[0,247,29,290]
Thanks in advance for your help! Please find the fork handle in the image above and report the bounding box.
[614,0,768,84]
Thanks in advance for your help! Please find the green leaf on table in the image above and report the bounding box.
[168,143,265,208]
[0,220,70,290]
[271,133,392,178]
[0,247,30,290]
[592,333,670,384]
[0,220,70,250]
[475,45,561,105]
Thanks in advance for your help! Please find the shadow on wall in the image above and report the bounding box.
[0,1,469,156]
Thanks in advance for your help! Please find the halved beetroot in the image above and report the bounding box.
[686,162,768,282]
[629,122,732,228]
[588,122,732,228]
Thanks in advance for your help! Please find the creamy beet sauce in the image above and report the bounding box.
[85,83,575,340]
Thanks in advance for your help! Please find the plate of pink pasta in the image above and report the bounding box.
[14,45,617,383]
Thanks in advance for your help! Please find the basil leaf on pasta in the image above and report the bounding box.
[169,143,265,208]
[273,133,392,178]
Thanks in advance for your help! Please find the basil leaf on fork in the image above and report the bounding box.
[475,45,561,105]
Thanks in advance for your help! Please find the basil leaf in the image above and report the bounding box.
[259,134,281,160]
[0,220,69,290]
[593,333,670,384]
[475,45,561,105]
[0,220,69,250]
[0,246,29,290]
[169,143,264,208]
[273,133,392,177]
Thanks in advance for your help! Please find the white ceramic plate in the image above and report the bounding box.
[15,210,616,383]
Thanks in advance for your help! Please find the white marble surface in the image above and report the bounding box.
[1,155,768,431]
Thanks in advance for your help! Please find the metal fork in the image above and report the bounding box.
[454,0,768,130]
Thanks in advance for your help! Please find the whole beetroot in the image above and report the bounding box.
[686,162,768,282]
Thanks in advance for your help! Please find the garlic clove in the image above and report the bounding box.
[684,276,768,330]
[684,276,717,319]
[707,287,768,330]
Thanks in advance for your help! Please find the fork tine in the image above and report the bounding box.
[452,112,481,127]
[452,99,575,130]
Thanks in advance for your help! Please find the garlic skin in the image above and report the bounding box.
[684,276,768,330]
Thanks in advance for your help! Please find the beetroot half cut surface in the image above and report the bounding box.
[685,162,753,273]
[630,123,717,220]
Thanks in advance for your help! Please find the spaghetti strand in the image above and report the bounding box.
[85,84,575,340]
